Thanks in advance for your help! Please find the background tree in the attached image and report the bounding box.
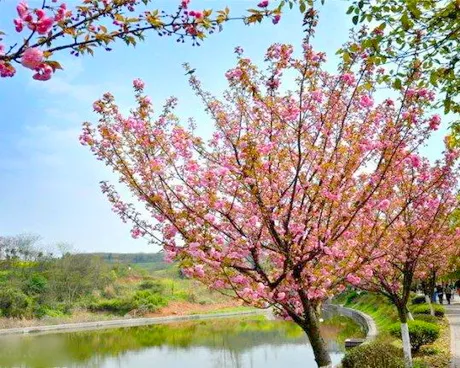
[355,153,460,367]
[82,40,444,367]
[48,253,112,305]
[339,0,460,116]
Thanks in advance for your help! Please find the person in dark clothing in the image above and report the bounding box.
[456,279,460,298]
[445,284,453,305]
[436,284,444,304]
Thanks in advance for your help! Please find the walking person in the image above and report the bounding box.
[436,284,444,304]
[445,284,453,305]
[456,279,460,298]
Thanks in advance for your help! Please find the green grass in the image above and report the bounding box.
[335,291,399,334]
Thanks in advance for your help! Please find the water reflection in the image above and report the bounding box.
[0,316,364,368]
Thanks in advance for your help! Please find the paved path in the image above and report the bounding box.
[446,298,460,368]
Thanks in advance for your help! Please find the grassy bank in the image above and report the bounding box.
[334,290,451,368]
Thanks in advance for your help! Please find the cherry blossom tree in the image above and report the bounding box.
[0,0,285,80]
[81,42,444,367]
[354,150,460,367]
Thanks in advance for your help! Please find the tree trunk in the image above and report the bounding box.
[428,269,437,303]
[425,295,435,316]
[301,303,332,368]
[397,306,413,368]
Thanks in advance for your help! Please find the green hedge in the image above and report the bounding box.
[342,341,404,368]
[413,314,438,324]
[389,321,440,352]
[411,295,427,305]
[411,304,445,317]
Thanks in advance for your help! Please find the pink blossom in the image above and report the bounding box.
[133,78,145,90]
[410,154,421,168]
[428,114,441,131]
[36,16,54,35]
[257,0,269,7]
[225,68,243,81]
[204,213,216,223]
[341,73,355,86]
[194,265,205,278]
[377,199,390,211]
[93,102,103,112]
[181,0,190,8]
[131,227,142,238]
[276,292,286,301]
[212,280,225,288]
[359,95,374,108]
[35,8,46,19]
[346,274,361,286]
[272,14,281,24]
[0,62,14,78]
[21,48,44,69]
[233,275,246,285]
[385,98,394,106]
[16,1,29,19]
[266,77,280,89]
[14,18,24,32]
[32,63,53,81]
[55,3,68,21]
[311,90,323,103]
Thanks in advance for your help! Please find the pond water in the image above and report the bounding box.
[0,315,364,368]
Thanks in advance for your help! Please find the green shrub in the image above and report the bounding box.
[0,288,33,318]
[412,361,430,368]
[138,280,164,294]
[389,320,440,352]
[133,290,167,313]
[88,298,136,315]
[413,314,438,324]
[24,274,48,295]
[411,304,445,317]
[33,305,68,318]
[419,345,440,356]
[345,290,359,305]
[411,295,427,305]
[342,341,404,368]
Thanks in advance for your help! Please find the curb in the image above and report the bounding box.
[323,304,378,342]
[0,309,266,337]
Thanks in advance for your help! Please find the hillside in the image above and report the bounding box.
[85,251,171,272]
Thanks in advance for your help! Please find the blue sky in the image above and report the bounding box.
[0,1,449,253]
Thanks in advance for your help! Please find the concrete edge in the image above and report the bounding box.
[0,309,266,337]
[323,304,378,368]
[323,304,378,342]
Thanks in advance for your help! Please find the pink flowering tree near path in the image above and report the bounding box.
[0,0,285,80]
[81,42,446,367]
[354,151,460,367]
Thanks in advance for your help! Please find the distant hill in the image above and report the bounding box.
[84,252,171,272]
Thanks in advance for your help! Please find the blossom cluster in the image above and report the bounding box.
[0,0,281,81]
